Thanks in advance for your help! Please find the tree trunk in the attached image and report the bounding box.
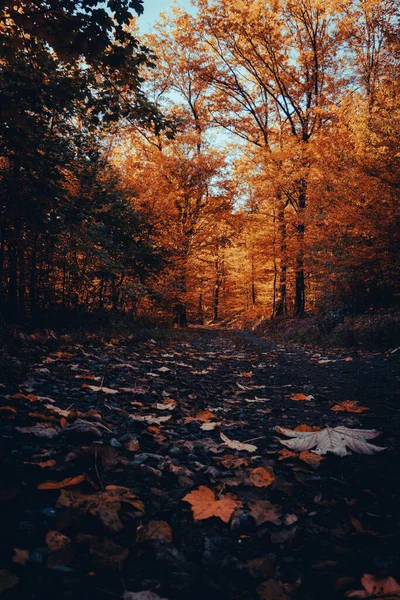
[275,196,287,317]
[29,233,38,314]
[294,179,306,316]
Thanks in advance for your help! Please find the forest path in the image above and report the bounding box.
[1,329,400,600]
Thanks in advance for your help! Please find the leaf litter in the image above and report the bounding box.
[0,330,398,600]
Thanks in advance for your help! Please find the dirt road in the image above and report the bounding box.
[1,329,399,599]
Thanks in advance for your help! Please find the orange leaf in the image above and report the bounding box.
[299,451,324,467]
[24,459,56,469]
[331,401,369,413]
[294,424,322,432]
[195,410,216,423]
[183,485,241,523]
[278,448,297,460]
[290,393,314,401]
[0,406,17,416]
[249,467,275,488]
[38,475,85,490]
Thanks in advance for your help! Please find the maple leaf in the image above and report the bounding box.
[277,426,385,456]
[220,432,257,452]
[183,485,241,523]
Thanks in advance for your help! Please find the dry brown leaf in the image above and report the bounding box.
[12,549,30,566]
[129,414,172,425]
[136,521,172,544]
[346,574,400,598]
[63,418,103,437]
[183,485,241,523]
[277,426,385,456]
[90,539,129,570]
[153,400,177,411]
[220,455,249,469]
[124,592,168,600]
[299,450,325,467]
[16,424,60,438]
[257,579,289,600]
[82,384,119,394]
[57,486,144,532]
[38,475,85,490]
[46,530,71,552]
[248,499,282,526]
[0,570,19,593]
[244,556,276,579]
[0,406,17,417]
[220,432,257,453]
[249,467,275,488]
[278,448,297,460]
[200,422,220,431]
[331,401,369,413]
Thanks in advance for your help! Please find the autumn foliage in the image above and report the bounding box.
[0,0,399,325]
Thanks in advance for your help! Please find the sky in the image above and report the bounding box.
[138,0,195,33]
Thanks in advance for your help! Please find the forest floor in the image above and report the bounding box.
[0,327,400,600]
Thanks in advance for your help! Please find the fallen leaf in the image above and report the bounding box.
[0,406,17,416]
[249,467,275,487]
[57,486,144,532]
[244,556,276,579]
[12,549,29,566]
[183,485,241,523]
[124,592,168,600]
[277,426,385,456]
[129,414,172,425]
[220,432,257,453]
[82,384,119,394]
[200,422,220,431]
[153,400,177,411]
[257,579,289,600]
[38,475,86,490]
[346,574,400,598]
[294,424,321,432]
[220,455,249,469]
[284,514,299,525]
[46,530,71,551]
[90,539,129,570]
[195,410,216,423]
[290,393,314,401]
[331,401,369,413]
[63,419,103,437]
[24,459,56,469]
[136,521,173,543]
[248,499,282,525]
[15,424,59,438]
[299,450,325,467]
[0,570,19,593]
[278,448,297,460]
